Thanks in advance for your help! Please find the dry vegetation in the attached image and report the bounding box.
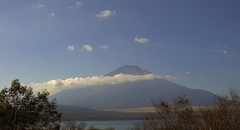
[130,88,240,130]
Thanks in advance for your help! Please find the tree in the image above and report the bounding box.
[0,79,62,130]
[130,95,202,130]
[62,118,87,130]
[77,121,88,130]
[142,95,202,130]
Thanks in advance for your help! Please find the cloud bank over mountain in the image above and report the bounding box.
[29,74,162,95]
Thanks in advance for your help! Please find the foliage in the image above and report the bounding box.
[0,79,62,130]
[132,88,240,130]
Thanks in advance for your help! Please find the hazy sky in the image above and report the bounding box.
[0,0,240,94]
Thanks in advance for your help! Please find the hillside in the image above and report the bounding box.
[57,105,142,121]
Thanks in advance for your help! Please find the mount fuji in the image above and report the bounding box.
[50,65,216,109]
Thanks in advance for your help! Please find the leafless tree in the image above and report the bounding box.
[61,118,87,130]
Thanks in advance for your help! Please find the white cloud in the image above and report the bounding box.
[67,45,74,51]
[82,45,92,52]
[186,72,190,74]
[164,75,178,80]
[76,2,83,7]
[198,75,203,78]
[38,4,45,8]
[69,6,73,9]
[134,38,149,43]
[95,10,116,18]
[100,45,109,50]
[29,74,162,95]
[223,50,227,54]
[50,13,55,17]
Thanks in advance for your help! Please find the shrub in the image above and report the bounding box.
[132,88,240,130]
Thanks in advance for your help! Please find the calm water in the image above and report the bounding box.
[61,120,140,130]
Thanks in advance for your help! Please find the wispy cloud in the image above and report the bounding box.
[96,10,116,18]
[29,74,162,95]
[38,4,45,8]
[50,13,55,17]
[100,45,109,50]
[214,43,227,54]
[69,6,73,9]
[76,2,83,7]
[210,43,233,59]
[67,45,74,51]
[164,75,178,80]
[82,45,92,52]
[134,38,149,43]
[186,72,190,74]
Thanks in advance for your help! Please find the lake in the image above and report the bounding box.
[61,120,140,130]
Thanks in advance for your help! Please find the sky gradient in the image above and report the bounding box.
[0,0,240,95]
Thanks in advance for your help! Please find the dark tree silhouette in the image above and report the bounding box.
[0,79,61,129]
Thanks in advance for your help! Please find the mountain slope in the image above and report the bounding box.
[51,78,216,109]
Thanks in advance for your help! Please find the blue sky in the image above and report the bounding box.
[0,0,240,95]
